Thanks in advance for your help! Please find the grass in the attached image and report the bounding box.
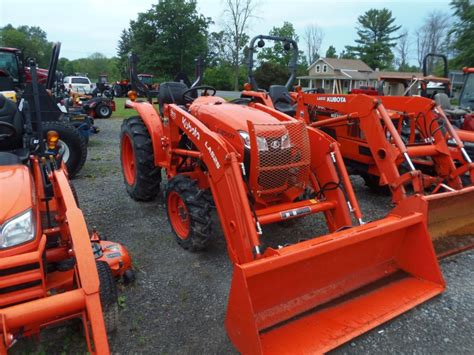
[111,97,131,119]
[111,93,236,119]
[111,97,160,119]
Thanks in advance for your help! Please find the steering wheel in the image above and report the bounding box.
[0,122,17,140]
[182,85,216,104]
[304,88,325,94]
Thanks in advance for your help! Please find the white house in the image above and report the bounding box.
[297,57,379,93]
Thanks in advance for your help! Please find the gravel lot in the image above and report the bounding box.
[14,117,474,354]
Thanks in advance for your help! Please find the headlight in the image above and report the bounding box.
[0,210,36,249]
[239,131,268,151]
[281,133,291,149]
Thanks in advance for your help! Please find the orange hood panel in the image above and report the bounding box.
[0,165,33,223]
[191,100,281,132]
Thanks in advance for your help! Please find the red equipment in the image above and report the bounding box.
[120,72,444,352]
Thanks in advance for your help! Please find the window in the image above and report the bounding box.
[323,65,327,73]
[316,65,320,73]
[72,77,90,84]
[460,73,474,109]
[138,75,153,85]
[0,51,19,82]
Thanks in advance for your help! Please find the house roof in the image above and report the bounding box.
[308,57,374,72]
[377,71,423,79]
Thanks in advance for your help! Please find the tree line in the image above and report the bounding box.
[1,0,472,89]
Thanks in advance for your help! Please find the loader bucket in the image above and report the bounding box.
[424,186,474,253]
[225,212,444,354]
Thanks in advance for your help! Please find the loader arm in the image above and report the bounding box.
[163,104,262,264]
[379,96,474,186]
[295,93,422,202]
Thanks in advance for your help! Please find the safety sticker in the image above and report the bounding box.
[280,207,311,219]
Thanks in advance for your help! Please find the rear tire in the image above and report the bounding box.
[96,261,119,333]
[165,175,214,251]
[42,121,87,178]
[120,116,161,201]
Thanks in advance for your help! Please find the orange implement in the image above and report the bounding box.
[226,200,444,354]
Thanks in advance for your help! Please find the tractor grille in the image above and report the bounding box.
[251,121,310,194]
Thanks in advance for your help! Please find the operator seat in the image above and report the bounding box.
[0,94,23,150]
[0,95,29,164]
[158,82,188,115]
[268,85,296,117]
[434,93,468,121]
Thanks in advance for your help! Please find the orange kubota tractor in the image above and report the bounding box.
[119,53,444,353]
[0,61,133,353]
[241,35,474,255]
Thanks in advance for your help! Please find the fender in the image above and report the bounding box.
[127,100,167,165]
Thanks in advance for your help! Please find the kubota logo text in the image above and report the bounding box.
[205,141,221,169]
[327,97,346,103]
[182,117,201,140]
[316,96,347,103]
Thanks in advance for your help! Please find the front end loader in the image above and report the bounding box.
[295,93,474,254]
[120,58,444,352]
[0,61,133,353]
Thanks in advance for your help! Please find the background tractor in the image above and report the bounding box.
[118,53,444,353]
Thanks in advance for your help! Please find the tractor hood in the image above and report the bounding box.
[0,165,34,224]
[190,98,282,132]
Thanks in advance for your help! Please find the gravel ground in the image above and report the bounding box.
[13,118,473,354]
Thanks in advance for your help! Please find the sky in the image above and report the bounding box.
[0,0,451,64]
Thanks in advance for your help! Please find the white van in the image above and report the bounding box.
[64,76,95,94]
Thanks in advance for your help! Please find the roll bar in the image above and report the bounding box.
[247,35,298,91]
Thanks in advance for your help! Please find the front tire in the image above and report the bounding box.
[42,121,87,178]
[165,175,214,251]
[362,173,391,195]
[120,116,161,201]
[95,103,112,118]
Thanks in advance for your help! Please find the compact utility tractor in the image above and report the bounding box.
[120,53,444,353]
[0,61,132,353]
[241,35,474,255]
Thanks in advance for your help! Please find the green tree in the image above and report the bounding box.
[257,22,301,67]
[325,45,337,58]
[254,62,290,90]
[58,54,121,82]
[450,0,474,67]
[339,47,357,59]
[117,29,132,77]
[0,24,53,67]
[346,8,401,69]
[118,0,211,80]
